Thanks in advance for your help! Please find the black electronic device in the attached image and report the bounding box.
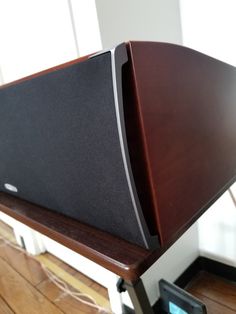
[159,279,207,314]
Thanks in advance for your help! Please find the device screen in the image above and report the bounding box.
[159,279,207,314]
[169,301,188,314]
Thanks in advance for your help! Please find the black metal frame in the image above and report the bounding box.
[117,278,155,314]
[118,256,236,314]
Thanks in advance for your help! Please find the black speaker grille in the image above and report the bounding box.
[0,52,146,246]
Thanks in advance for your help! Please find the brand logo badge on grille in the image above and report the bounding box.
[4,183,18,193]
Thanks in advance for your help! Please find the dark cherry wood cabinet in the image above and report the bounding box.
[125,41,236,246]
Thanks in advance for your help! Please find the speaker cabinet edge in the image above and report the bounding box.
[109,44,160,249]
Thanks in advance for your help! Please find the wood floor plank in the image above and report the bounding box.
[74,272,95,287]
[0,221,110,313]
[0,220,14,234]
[43,253,64,266]
[89,281,109,300]
[191,292,236,314]
[187,272,236,311]
[0,244,47,286]
[59,263,77,276]
[0,222,46,286]
[0,296,14,314]
[36,255,109,308]
[37,279,108,314]
[0,221,16,244]
[0,258,63,314]
[36,255,110,313]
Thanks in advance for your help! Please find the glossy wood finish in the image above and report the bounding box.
[127,41,236,245]
[191,293,235,314]
[0,192,201,284]
[0,193,152,282]
[187,272,236,313]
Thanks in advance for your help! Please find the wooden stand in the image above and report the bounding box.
[0,179,234,314]
[0,193,157,313]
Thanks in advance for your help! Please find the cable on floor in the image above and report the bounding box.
[0,235,113,314]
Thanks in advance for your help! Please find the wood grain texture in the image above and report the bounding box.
[0,296,14,314]
[0,221,16,243]
[191,292,236,314]
[127,41,236,245]
[0,258,63,314]
[36,254,109,308]
[0,242,47,286]
[0,221,110,314]
[40,252,110,312]
[187,272,236,311]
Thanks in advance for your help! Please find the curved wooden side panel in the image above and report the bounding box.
[126,41,236,245]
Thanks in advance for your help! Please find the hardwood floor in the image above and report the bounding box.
[187,271,236,313]
[0,221,110,314]
[3,218,236,314]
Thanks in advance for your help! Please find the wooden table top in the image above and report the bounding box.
[0,180,234,283]
[0,193,158,282]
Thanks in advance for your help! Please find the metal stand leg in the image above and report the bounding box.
[120,278,155,314]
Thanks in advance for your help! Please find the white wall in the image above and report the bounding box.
[198,184,236,266]
[180,0,236,265]
[69,0,102,56]
[180,0,236,66]
[141,223,199,306]
[0,0,77,83]
[0,0,102,84]
[95,0,182,48]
